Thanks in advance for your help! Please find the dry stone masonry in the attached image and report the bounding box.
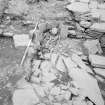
[0,0,105,105]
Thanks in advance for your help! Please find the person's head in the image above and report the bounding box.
[50,27,58,36]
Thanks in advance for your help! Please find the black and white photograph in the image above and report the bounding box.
[0,0,105,105]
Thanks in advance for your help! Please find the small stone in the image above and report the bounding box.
[89,54,105,68]
[3,32,14,36]
[76,23,85,32]
[68,30,76,35]
[66,2,90,13]
[69,87,79,96]
[80,55,88,61]
[79,20,91,28]
[31,76,41,83]
[60,84,68,90]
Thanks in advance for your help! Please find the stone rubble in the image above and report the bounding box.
[0,0,105,105]
[13,51,104,105]
[66,0,105,36]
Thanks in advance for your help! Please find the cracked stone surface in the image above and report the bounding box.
[0,0,105,105]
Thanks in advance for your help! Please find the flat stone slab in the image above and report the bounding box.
[89,54,105,68]
[13,79,39,105]
[69,67,104,105]
[66,2,90,13]
[90,23,105,32]
[13,34,31,47]
[94,68,105,77]
[83,39,102,54]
